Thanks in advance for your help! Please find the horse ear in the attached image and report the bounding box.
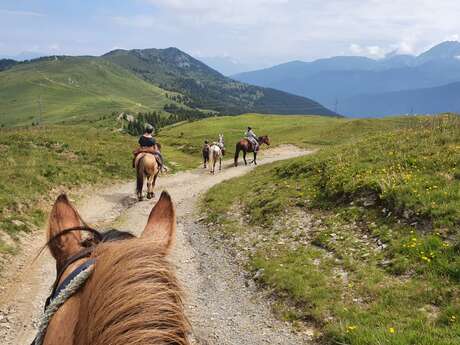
[47,194,84,264]
[141,191,176,252]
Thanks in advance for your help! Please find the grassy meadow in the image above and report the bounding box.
[203,114,460,344]
[0,113,431,255]
[158,113,415,157]
[0,124,140,253]
[0,57,177,127]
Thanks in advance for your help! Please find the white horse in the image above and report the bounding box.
[209,134,224,174]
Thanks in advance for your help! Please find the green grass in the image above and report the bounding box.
[0,56,178,127]
[202,114,460,344]
[0,124,139,250]
[158,113,414,158]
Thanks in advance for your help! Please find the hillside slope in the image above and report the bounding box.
[203,114,460,345]
[103,48,336,116]
[0,56,175,126]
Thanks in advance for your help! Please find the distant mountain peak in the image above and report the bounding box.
[417,41,460,62]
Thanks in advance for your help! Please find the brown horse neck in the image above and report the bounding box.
[74,240,190,345]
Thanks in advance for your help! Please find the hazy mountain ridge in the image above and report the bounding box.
[341,82,460,117]
[233,41,460,116]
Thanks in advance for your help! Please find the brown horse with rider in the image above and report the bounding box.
[234,128,270,166]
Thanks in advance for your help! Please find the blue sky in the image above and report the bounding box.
[1,0,460,68]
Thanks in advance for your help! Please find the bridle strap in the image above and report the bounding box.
[47,225,102,245]
[47,226,102,301]
[51,246,95,298]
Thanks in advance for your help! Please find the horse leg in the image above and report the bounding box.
[136,159,144,201]
[254,152,257,165]
[219,156,222,171]
[243,151,247,165]
[146,174,154,199]
[147,173,158,199]
[234,145,240,167]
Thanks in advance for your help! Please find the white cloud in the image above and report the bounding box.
[349,44,386,58]
[5,1,460,66]
[366,46,385,58]
[349,44,363,54]
[445,34,460,41]
[0,9,44,17]
[136,0,460,63]
[396,41,415,54]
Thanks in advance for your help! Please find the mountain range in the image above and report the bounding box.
[233,41,460,117]
[0,48,336,126]
[103,48,334,116]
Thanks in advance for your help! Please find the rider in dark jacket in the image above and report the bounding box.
[133,124,165,170]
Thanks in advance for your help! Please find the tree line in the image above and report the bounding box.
[123,104,215,136]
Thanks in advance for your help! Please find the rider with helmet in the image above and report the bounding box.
[245,126,259,152]
[133,124,166,171]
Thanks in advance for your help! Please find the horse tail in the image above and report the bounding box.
[136,155,145,195]
[209,147,216,165]
[234,143,240,166]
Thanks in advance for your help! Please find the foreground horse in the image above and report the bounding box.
[135,152,159,200]
[35,191,189,345]
[209,134,225,174]
[234,135,270,166]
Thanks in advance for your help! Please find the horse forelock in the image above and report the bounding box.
[74,238,190,345]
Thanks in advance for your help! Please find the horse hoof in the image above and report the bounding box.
[147,193,154,199]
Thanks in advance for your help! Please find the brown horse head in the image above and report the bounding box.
[258,135,270,146]
[41,192,189,345]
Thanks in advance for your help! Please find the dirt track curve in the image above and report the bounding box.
[0,145,313,345]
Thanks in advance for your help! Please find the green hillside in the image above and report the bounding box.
[0,56,176,127]
[203,114,460,344]
[104,48,337,116]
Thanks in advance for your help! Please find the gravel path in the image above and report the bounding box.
[0,145,312,345]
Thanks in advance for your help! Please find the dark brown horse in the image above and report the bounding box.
[202,143,210,168]
[234,135,270,166]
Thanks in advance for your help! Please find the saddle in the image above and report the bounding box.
[133,146,163,168]
[133,146,157,156]
[246,138,259,152]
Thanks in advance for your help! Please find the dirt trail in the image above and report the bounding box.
[0,145,313,345]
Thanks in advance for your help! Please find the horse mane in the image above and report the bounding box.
[74,238,190,345]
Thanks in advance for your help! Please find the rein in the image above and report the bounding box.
[33,226,136,345]
[31,226,102,345]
